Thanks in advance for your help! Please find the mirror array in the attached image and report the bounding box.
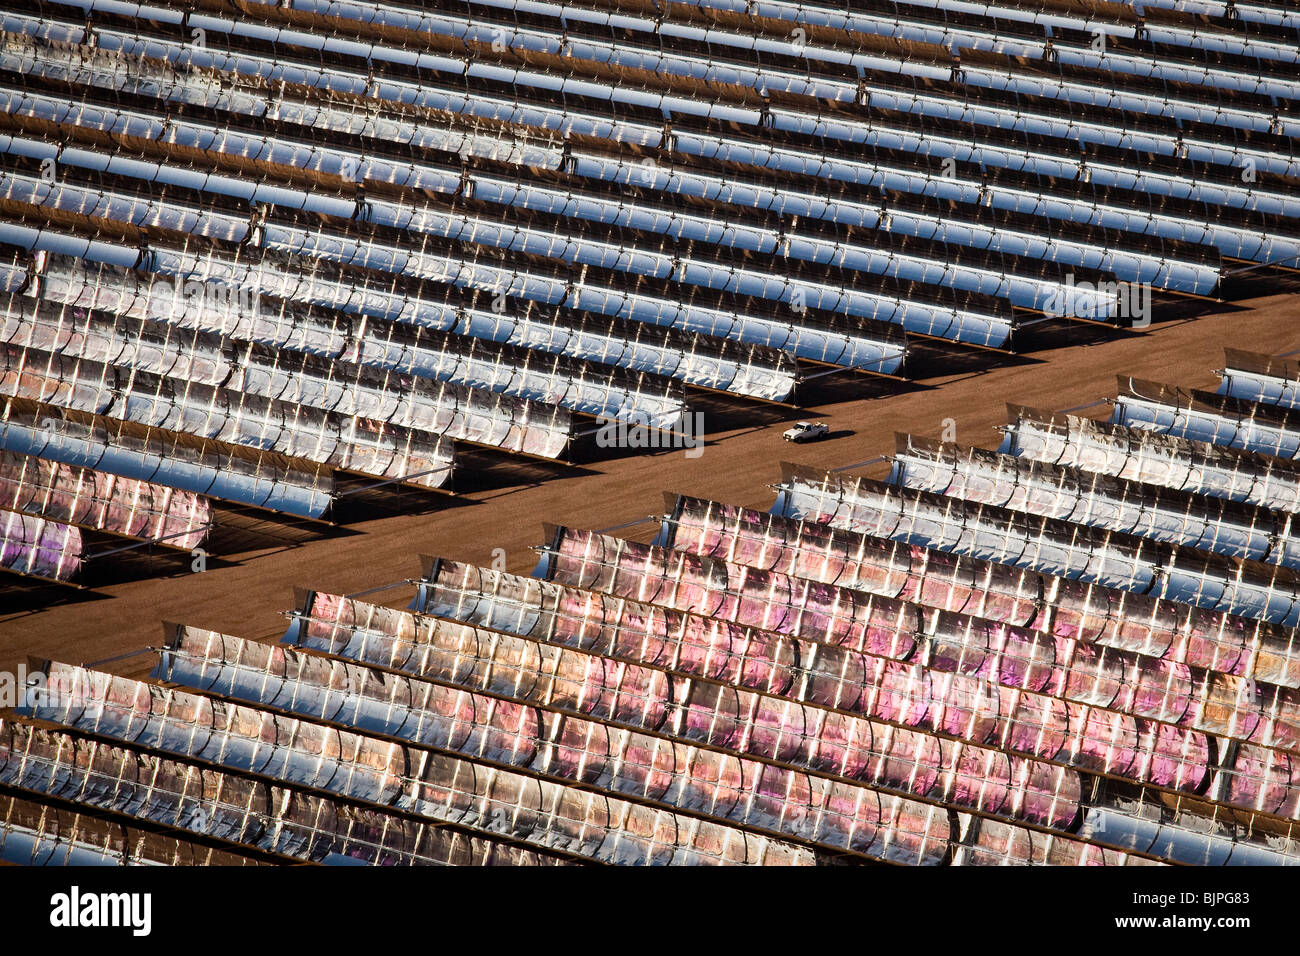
[1,0,1296,589]
[7,348,1299,865]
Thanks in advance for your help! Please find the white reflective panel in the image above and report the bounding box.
[6,274,572,458]
[0,341,454,489]
[1000,405,1300,516]
[153,625,967,858]
[774,467,1300,626]
[16,662,819,866]
[5,13,1279,283]
[0,448,209,549]
[1114,378,1300,461]
[287,585,1086,837]
[412,553,1300,827]
[891,435,1300,571]
[0,507,81,581]
[1219,350,1300,412]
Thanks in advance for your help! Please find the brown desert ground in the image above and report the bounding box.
[2,293,1298,680]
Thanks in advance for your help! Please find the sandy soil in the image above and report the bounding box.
[2,294,1298,679]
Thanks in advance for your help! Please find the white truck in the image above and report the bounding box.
[782,421,830,443]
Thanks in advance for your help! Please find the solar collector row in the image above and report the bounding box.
[17,660,879,865]
[0,714,582,865]
[0,394,336,519]
[412,556,1300,863]
[0,507,81,582]
[4,222,854,393]
[0,87,1026,343]
[9,9,1293,267]
[0,340,457,491]
[67,11,1298,225]
[27,249,794,406]
[488,0,1300,63]
[0,789,267,866]
[620,0,1300,74]
[298,585,1159,865]
[0,446,209,549]
[179,0,1297,134]
[1000,404,1300,516]
[11,4,1296,171]
[774,469,1300,627]
[0,293,575,459]
[1219,349,1300,411]
[1,48,1229,295]
[29,255,691,426]
[368,0,1300,110]
[1115,377,1300,462]
[0,185,911,372]
[654,491,1298,692]
[889,433,1300,572]
[160,624,1085,841]
[537,521,1300,808]
[0,607,1174,866]
[1129,0,1300,32]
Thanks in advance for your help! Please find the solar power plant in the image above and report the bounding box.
[1,0,1299,877]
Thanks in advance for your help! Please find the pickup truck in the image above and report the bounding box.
[782,421,830,443]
